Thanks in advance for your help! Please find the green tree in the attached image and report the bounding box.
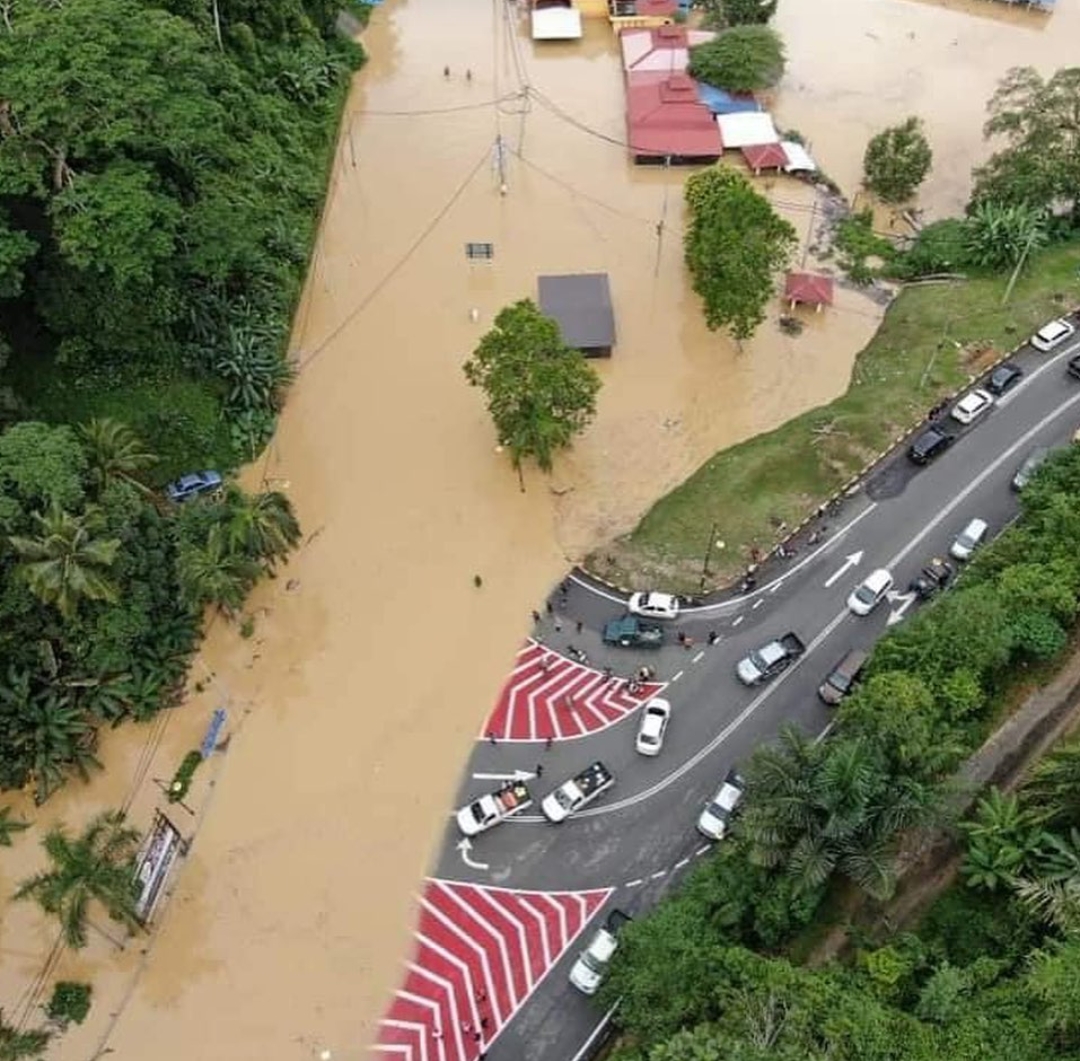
[683,167,796,341]
[78,418,157,495]
[862,117,933,205]
[0,423,87,512]
[45,981,92,1027]
[740,727,933,900]
[463,300,601,477]
[9,503,121,619]
[698,0,778,28]
[0,1011,49,1061]
[1026,938,1080,1046]
[963,201,1049,271]
[687,27,786,93]
[14,809,142,949]
[0,211,36,299]
[971,66,1080,220]
[1028,736,1080,827]
[176,524,262,614]
[223,487,301,568]
[0,806,30,846]
[961,788,1048,892]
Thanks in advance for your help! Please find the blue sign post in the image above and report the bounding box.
[200,708,227,759]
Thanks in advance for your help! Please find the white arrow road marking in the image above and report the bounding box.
[456,838,490,871]
[885,589,917,626]
[471,769,536,782]
[824,550,865,588]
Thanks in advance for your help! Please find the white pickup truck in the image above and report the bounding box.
[456,781,533,837]
[541,761,614,823]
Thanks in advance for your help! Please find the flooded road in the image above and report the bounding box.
[2,0,1077,1058]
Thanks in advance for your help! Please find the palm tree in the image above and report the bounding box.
[78,418,156,494]
[740,726,934,900]
[0,807,30,847]
[8,503,121,619]
[14,810,143,949]
[223,487,301,568]
[1027,738,1080,827]
[177,524,262,615]
[16,690,101,805]
[0,1010,49,1061]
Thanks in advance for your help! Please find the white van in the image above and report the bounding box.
[950,518,987,561]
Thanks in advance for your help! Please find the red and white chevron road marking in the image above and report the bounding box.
[481,641,663,742]
[373,879,612,1061]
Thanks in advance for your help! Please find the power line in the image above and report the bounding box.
[295,148,492,373]
[361,93,524,117]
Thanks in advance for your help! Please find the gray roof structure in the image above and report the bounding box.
[538,273,615,353]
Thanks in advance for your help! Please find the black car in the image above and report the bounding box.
[987,362,1023,395]
[907,425,955,465]
[1068,354,1080,381]
[908,557,954,600]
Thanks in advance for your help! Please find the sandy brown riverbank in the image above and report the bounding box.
[2,0,1078,1057]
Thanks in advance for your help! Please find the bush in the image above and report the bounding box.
[687,26,786,94]
[894,218,972,278]
[46,981,92,1026]
[168,750,203,803]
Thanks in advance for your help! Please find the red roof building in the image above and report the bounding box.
[741,142,788,174]
[784,271,835,312]
[626,73,723,163]
[619,25,716,77]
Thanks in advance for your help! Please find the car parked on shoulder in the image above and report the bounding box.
[1068,354,1080,381]
[697,769,746,841]
[907,425,954,465]
[818,648,868,706]
[847,568,894,616]
[950,388,994,426]
[627,591,680,620]
[568,909,632,995]
[1031,317,1076,352]
[1012,447,1051,492]
[950,517,988,561]
[909,556,954,600]
[987,362,1023,396]
[635,698,671,757]
[165,470,223,503]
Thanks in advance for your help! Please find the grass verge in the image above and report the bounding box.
[592,240,1080,594]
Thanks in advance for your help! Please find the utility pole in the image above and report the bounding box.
[700,521,720,591]
[494,134,508,194]
[1001,230,1038,307]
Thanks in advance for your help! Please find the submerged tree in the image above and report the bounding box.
[0,1010,50,1061]
[463,300,601,481]
[15,810,142,949]
[862,117,933,205]
[683,167,796,341]
[688,26,786,93]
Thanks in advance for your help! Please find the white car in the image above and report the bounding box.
[950,389,994,426]
[568,910,631,994]
[635,698,671,756]
[950,517,987,561]
[627,591,680,620]
[847,568,893,616]
[696,769,746,841]
[1031,318,1076,352]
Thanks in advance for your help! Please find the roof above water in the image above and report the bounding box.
[538,273,616,349]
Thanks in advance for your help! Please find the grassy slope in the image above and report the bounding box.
[600,241,1080,593]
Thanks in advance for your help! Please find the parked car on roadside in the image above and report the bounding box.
[818,648,868,706]
[987,362,1023,396]
[1012,448,1051,492]
[908,557,954,600]
[165,470,223,503]
[907,425,954,465]
[568,909,632,995]
[697,769,746,841]
[950,389,994,426]
[602,615,664,649]
[847,568,894,616]
[627,591,680,620]
[1031,317,1076,352]
[950,517,988,561]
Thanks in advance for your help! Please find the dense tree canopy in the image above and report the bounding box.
[688,27,786,94]
[970,66,1080,222]
[683,168,797,341]
[862,117,933,205]
[698,0,779,28]
[463,300,601,476]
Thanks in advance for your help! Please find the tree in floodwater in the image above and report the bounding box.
[688,26,786,93]
[862,117,933,205]
[683,167,796,341]
[463,300,601,481]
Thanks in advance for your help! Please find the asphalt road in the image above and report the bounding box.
[412,327,1080,1061]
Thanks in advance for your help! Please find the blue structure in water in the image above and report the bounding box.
[695,83,761,116]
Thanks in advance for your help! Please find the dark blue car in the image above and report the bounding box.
[166,470,223,503]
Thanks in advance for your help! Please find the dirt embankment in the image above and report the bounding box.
[807,647,1080,966]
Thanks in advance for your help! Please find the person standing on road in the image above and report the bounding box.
[708,631,719,645]
[531,610,541,624]
[575,619,584,634]
[536,763,544,777]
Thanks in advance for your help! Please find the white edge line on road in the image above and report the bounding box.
[731,615,744,626]
[569,1003,619,1061]
[510,384,1080,825]
[695,844,711,857]
[752,599,764,610]
[674,858,690,870]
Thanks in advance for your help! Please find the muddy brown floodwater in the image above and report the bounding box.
[1,0,1077,1058]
